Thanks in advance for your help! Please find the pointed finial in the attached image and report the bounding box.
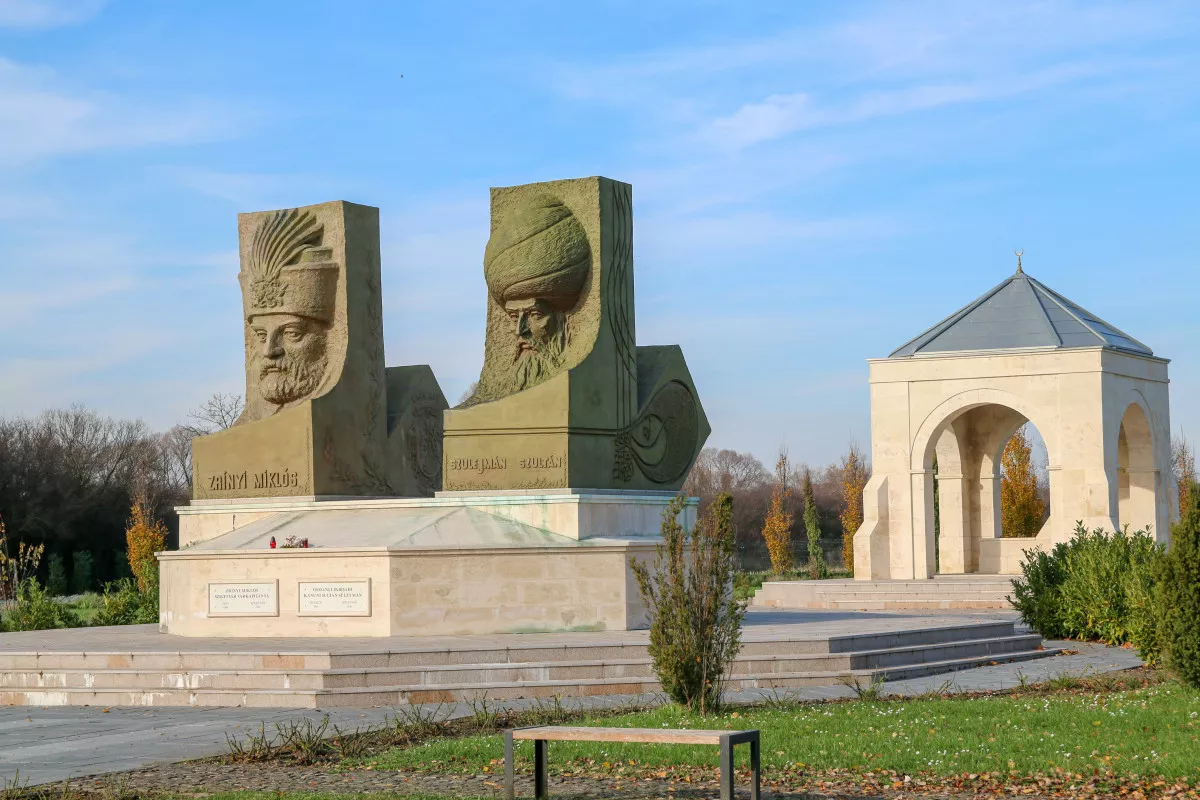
[1014,248,1025,274]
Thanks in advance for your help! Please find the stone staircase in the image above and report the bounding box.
[0,619,1053,708]
[752,576,1017,610]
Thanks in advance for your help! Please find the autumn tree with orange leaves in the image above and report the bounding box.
[760,451,795,575]
[1001,426,1046,538]
[839,443,869,573]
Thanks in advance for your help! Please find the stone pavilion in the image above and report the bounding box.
[854,258,1174,580]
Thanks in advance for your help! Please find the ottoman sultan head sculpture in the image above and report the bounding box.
[444,176,710,491]
[479,194,591,400]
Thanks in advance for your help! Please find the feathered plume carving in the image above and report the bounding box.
[246,208,324,310]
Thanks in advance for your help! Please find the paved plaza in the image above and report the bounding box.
[0,606,1143,787]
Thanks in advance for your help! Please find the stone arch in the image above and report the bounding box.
[910,388,1056,472]
[1117,397,1158,533]
[907,388,1056,575]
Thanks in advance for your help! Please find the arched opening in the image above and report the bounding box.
[923,403,1054,575]
[1117,402,1157,533]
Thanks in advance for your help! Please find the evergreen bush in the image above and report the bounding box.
[95,577,158,626]
[1012,523,1165,661]
[1,579,81,631]
[47,553,68,596]
[1010,541,1069,639]
[630,493,746,714]
[71,551,94,594]
[1156,495,1200,688]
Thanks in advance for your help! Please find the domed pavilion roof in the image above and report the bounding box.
[889,265,1152,359]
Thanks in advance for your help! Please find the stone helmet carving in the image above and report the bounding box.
[240,208,339,323]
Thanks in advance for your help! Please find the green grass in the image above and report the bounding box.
[733,568,851,600]
[61,592,104,625]
[364,683,1200,780]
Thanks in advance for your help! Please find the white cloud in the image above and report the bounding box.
[0,58,244,166]
[0,0,104,29]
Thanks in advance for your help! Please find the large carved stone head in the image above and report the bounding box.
[480,194,590,396]
[239,209,339,412]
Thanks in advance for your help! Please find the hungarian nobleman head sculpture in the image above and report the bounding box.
[240,208,339,411]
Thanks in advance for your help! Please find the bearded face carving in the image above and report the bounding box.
[239,209,339,412]
[480,194,590,397]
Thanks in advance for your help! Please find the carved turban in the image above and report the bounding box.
[483,194,590,309]
[240,208,338,323]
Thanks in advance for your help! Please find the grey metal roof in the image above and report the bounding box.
[889,269,1153,358]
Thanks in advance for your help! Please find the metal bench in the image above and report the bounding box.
[504,725,761,800]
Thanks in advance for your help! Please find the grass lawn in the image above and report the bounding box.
[193,795,484,800]
[363,682,1200,781]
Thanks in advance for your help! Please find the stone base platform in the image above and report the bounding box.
[0,609,1056,708]
[161,491,695,638]
[752,576,1017,610]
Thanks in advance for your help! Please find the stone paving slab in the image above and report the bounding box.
[0,640,1142,788]
[0,608,1021,655]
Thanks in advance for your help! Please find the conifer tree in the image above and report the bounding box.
[803,469,826,579]
[760,452,794,575]
[1156,493,1200,688]
[1001,426,1046,538]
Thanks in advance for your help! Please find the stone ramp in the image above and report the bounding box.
[0,610,1054,708]
[752,576,1017,610]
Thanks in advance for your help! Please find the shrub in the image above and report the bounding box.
[72,551,95,594]
[1,579,81,631]
[1010,540,1069,639]
[630,493,746,714]
[46,553,68,596]
[125,498,168,593]
[0,515,44,601]
[1011,522,1165,660]
[1058,524,1161,646]
[1156,495,1200,688]
[95,577,158,626]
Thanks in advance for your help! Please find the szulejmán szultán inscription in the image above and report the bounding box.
[445,449,569,490]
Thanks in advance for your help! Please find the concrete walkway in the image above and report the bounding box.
[0,640,1141,788]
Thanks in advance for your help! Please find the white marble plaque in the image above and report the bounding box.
[298,579,371,616]
[207,581,279,617]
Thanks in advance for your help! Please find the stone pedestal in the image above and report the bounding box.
[161,491,691,638]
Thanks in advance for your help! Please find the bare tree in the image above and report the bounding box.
[185,393,244,436]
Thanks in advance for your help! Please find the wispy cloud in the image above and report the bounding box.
[0,0,104,29]
[0,58,245,166]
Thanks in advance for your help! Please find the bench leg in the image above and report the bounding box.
[504,731,515,800]
[534,738,548,800]
[719,735,734,800]
[750,736,761,800]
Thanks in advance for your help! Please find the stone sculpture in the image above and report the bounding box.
[445,176,709,491]
[192,200,448,500]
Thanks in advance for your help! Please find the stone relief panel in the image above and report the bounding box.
[239,208,342,420]
[613,380,700,486]
[191,200,447,501]
[464,193,592,405]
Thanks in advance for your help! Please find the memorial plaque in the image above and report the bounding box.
[298,579,372,616]
[208,581,279,616]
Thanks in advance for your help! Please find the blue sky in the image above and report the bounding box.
[1,0,1197,468]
